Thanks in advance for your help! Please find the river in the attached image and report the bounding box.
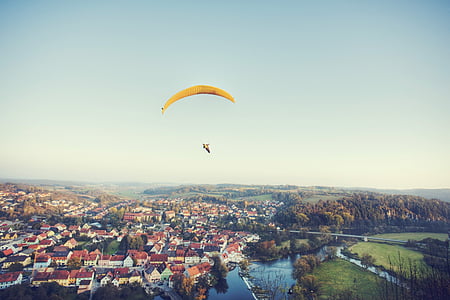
[154,246,398,299]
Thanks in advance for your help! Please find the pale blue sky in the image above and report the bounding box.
[1,1,449,188]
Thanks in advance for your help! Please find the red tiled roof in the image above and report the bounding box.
[187,266,200,277]
[76,271,94,278]
[114,267,129,275]
[49,270,69,280]
[110,255,125,261]
[2,249,13,256]
[0,272,21,283]
[33,271,50,281]
[35,254,51,263]
[150,254,168,262]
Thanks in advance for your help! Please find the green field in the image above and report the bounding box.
[313,259,381,299]
[373,232,448,241]
[349,242,425,272]
[105,240,120,255]
[77,241,89,249]
[302,195,342,203]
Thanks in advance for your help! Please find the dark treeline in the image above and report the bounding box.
[274,193,450,233]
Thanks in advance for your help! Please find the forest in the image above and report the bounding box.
[273,193,450,234]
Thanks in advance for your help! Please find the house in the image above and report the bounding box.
[144,265,160,282]
[185,266,201,280]
[60,230,72,238]
[97,255,111,267]
[48,270,70,286]
[149,243,162,254]
[24,236,38,245]
[169,264,185,275]
[64,238,78,249]
[1,232,18,240]
[123,255,134,267]
[83,254,98,266]
[111,276,120,287]
[167,251,177,262]
[37,232,48,241]
[149,254,168,265]
[32,271,51,286]
[0,272,22,289]
[39,239,55,248]
[164,210,176,220]
[40,224,51,231]
[53,246,69,252]
[51,251,72,266]
[77,279,92,294]
[2,255,31,269]
[158,263,173,281]
[128,270,142,284]
[185,249,200,265]
[69,270,79,285]
[71,249,89,260]
[175,249,186,262]
[54,223,67,231]
[127,250,148,266]
[68,225,81,232]
[99,272,113,286]
[1,249,13,258]
[75,270,94,286]
[109,255,125,267]
[33,254,52,269]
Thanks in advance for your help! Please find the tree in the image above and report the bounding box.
[301,275,321,298]
[239,259,250,272]
[210,255,228,281]
[8,263,24,272]
[195,287,208,300]
[293,259,311,281]
[360,253,375,269]
[180,276,195,299]
[67,257,82,270]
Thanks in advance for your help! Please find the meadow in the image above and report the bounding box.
[349,242,426,272]
[372,232,448,241]
[313,259,381,299]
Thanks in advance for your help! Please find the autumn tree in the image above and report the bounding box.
[210,255,228,282]
[360,253,375,269]
[67,257,82,270]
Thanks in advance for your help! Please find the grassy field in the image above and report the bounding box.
[302,195,342,203]
[78,241,89,249]
[105,240,120,255]
[349,242,425,271]
[373,232,448,241]
[313,259,381,299]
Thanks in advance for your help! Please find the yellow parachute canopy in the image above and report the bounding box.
[162,85,235,114]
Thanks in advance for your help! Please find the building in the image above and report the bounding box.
[2,255,31,269]
[33,254,52,269]
[0,272,22,289]
[144,265,160,282]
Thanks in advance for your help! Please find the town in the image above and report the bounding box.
[0,184,265,298]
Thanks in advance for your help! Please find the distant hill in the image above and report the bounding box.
[347,188,450,203]
[2,178,449,203]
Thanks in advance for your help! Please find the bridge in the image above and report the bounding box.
[286,230,408,244]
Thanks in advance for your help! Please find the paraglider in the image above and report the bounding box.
[202,144,211,153]
[161,85,235,114]
[162,85,235,154]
